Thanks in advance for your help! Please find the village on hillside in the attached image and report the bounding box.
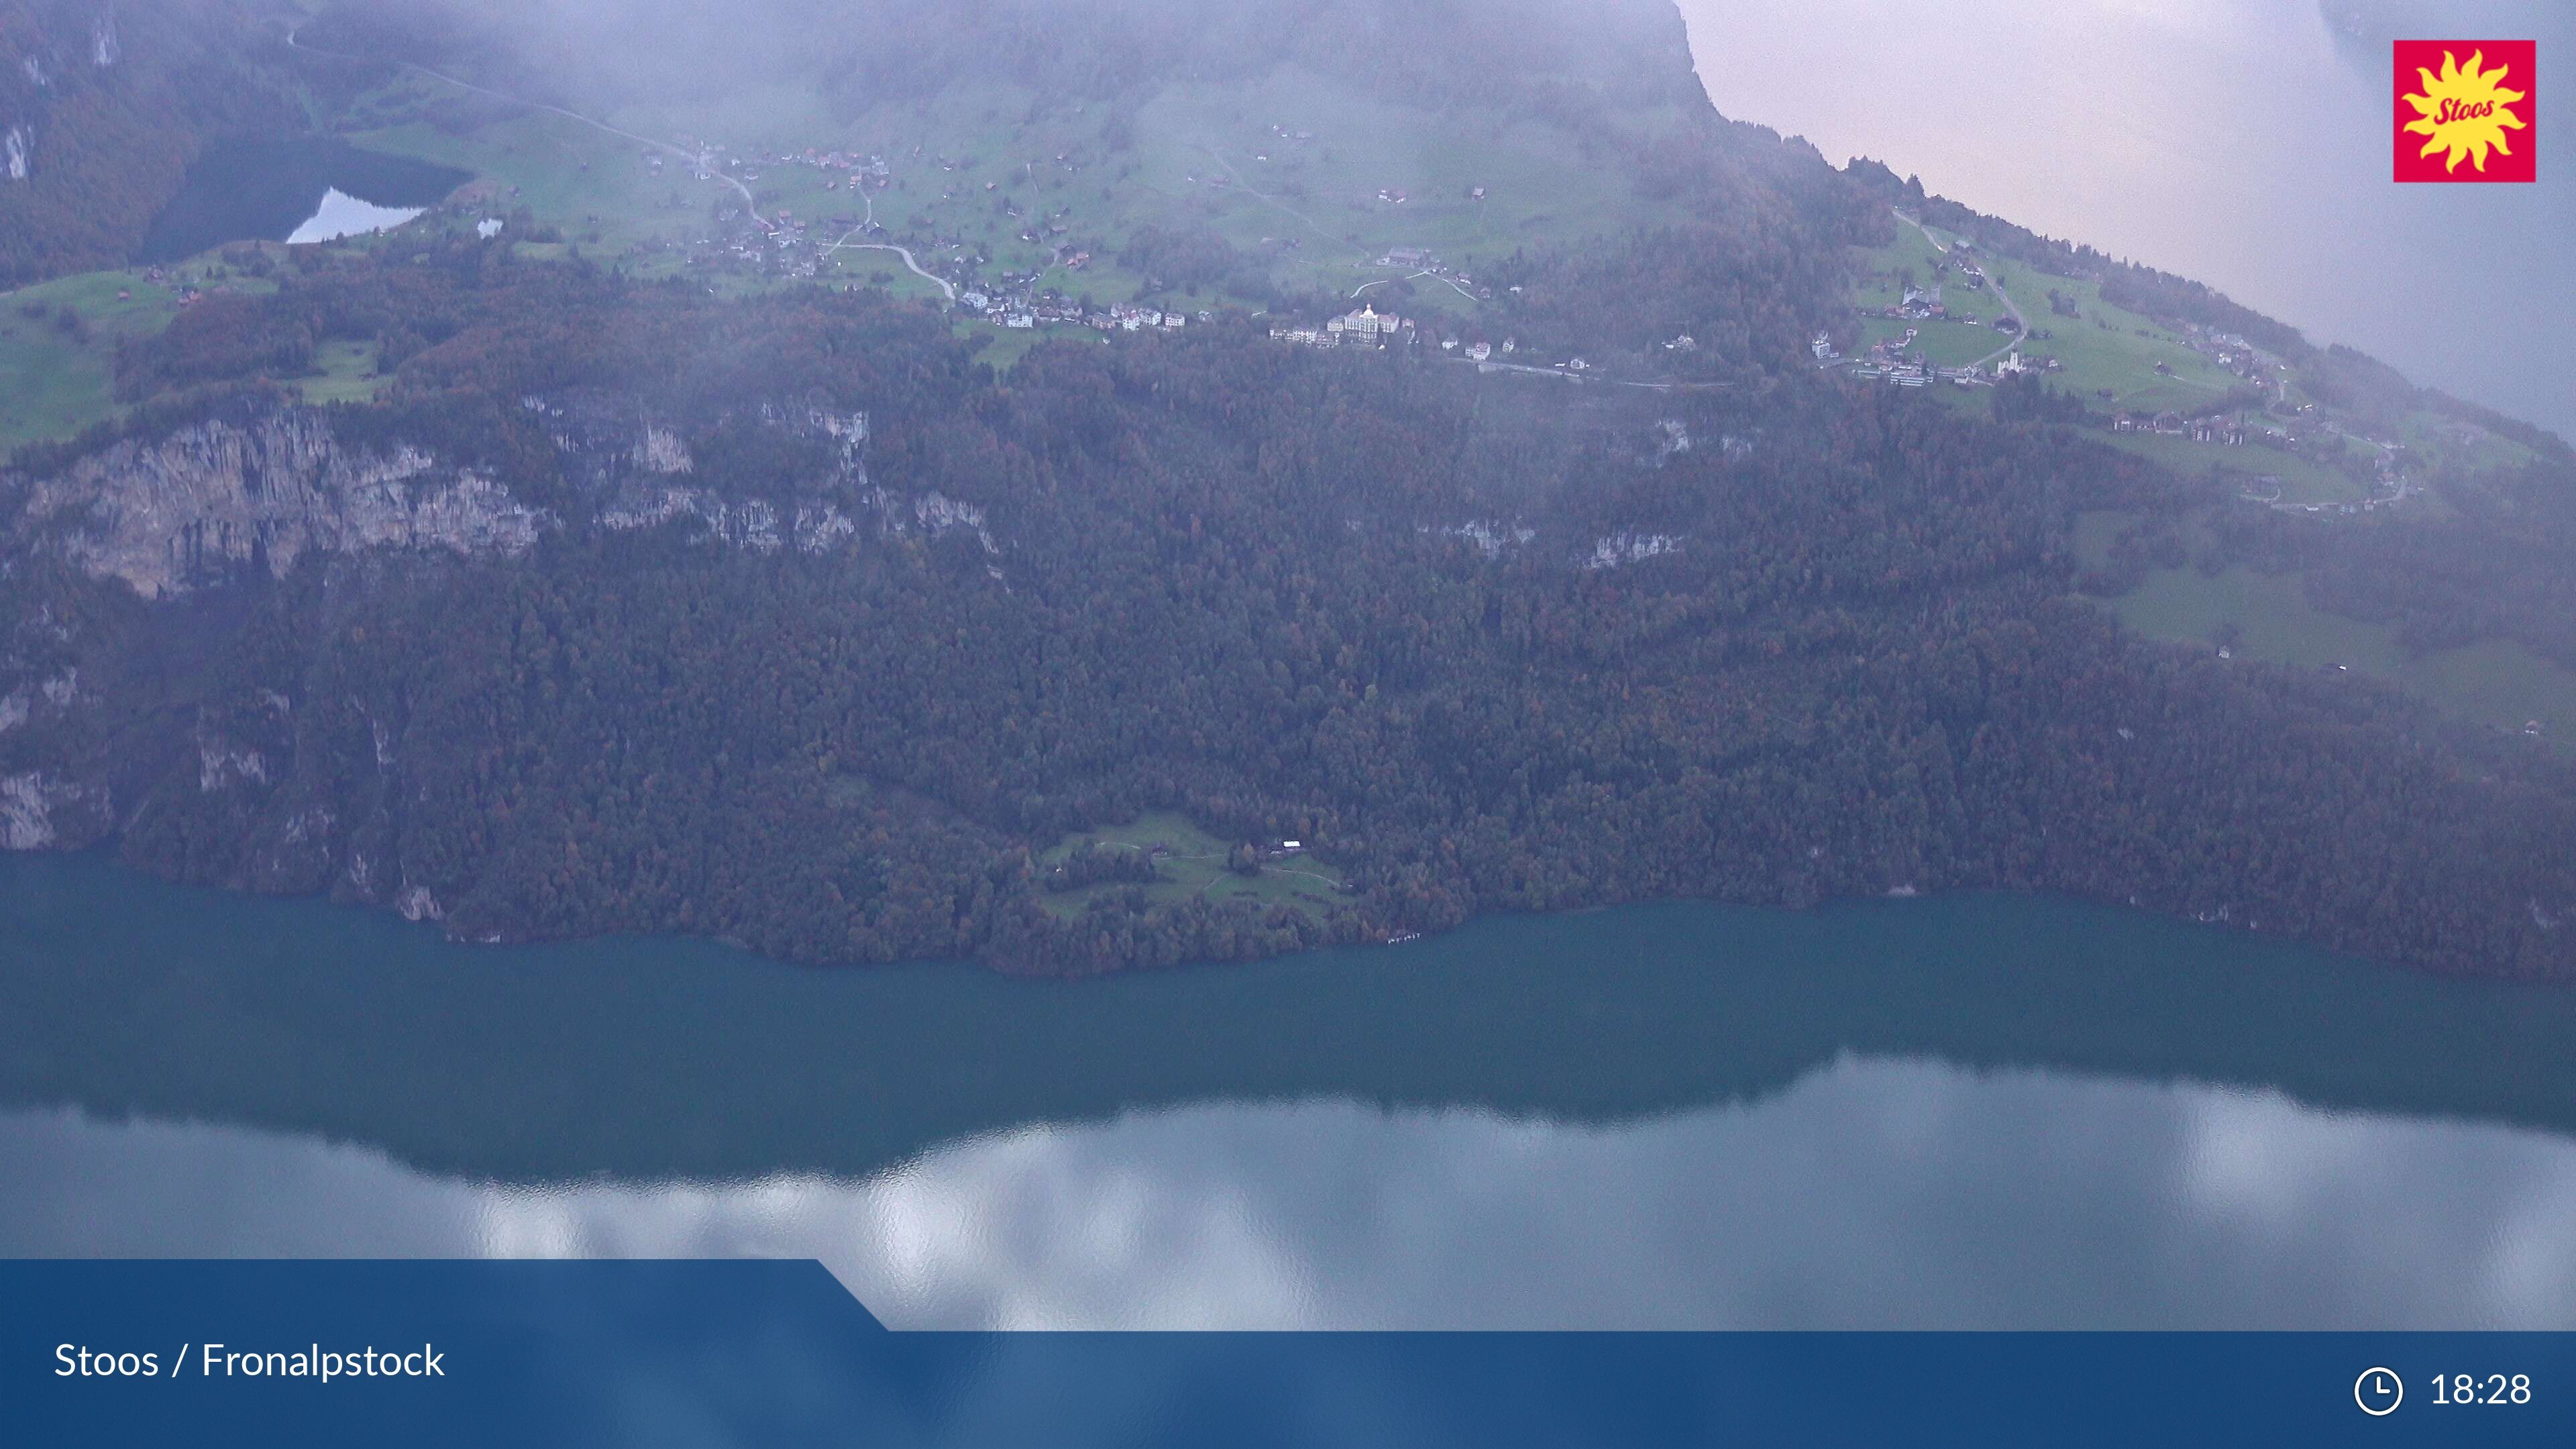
[376,100,2504,527]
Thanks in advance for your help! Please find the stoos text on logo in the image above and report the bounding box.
[2394,40,2536,182]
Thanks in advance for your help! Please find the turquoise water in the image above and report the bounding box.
[2,849,2572,1326]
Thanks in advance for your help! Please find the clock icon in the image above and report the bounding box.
[2356,1366,2404,1416]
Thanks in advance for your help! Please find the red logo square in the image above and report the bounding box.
[2395,40,2536,182]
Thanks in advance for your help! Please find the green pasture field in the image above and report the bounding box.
[294,339,389,404]
[1854,214,2238,414]
[1853,314,2000,369]
[2098,558,2576,740]
[0,269,197,458]
[1035,810,1347,924]
[2094,427,2370,506]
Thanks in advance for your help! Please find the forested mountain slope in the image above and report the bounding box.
[3,0,2575,979]
[5,245,2575,978]
[0,0,301,285]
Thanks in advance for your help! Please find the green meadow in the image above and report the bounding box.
[0,270,194,458]
[2074,512,2575,740]
[1035,810,1347,924]
[1849,217,2239,414]
[2096,427,2371,506]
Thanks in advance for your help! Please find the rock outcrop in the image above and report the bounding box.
[13,411,550,596]
[0,771,108,850]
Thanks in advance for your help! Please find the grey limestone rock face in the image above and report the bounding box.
[11,411,550,597]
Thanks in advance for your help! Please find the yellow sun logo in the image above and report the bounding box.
[2401,49,2529,173]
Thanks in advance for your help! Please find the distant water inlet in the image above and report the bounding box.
[140,139,470,262]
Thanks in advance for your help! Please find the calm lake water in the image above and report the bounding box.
[139,139,468,262]
[1682,0,2576,439]
[3,849,2573,1328]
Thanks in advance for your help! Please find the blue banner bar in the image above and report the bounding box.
[3,1261,2569,1446]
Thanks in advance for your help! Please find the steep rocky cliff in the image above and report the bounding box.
[13,409,551,596]
[0,389,978,916]
[1,396,914,597]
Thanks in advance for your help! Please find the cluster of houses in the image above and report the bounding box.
[1360,246,1494,299]
[1271,303,1410,349]
[2184,327,2276,382]
[688,205,828,279]
[1842,346,2053,391]
[681,140,894,191]
[1869,282,2015,335]
[1837,327,1989,388]
[1269,305,1545,364]
[1081,303,1192,332]
[1853,360,1968,388]
[2112,411,2248,443]
[947,270,1209,333]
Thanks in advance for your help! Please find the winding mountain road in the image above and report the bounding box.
[818,191,955,301]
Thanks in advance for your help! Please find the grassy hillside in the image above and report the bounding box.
[334,58,1705,290]
[1846,216,2239,413]
[0,254,280,460]
[2074,511,2576,743]
[1037,812,1348,926]
[270,0,1733,338]
[0,270,180,453]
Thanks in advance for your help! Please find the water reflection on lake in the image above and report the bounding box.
[285,189,427,246]
[139,139,468,262]
[3,850,2575,1328]
[6,1059,2573,1329]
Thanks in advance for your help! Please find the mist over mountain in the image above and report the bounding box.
[3,0,2574,982]
[297,0,1709,117]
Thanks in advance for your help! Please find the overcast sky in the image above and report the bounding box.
[1680,0,2575,436]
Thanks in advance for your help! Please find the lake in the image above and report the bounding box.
[1680,0,2576,440]
[3,849,2571,1328]
[138,138,470,262]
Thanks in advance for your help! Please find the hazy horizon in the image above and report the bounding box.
[1683,0,2575,439]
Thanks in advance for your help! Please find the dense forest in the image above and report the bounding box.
[5,231,2575,980]
[5,0,2576,981]
[0,0,302,285]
